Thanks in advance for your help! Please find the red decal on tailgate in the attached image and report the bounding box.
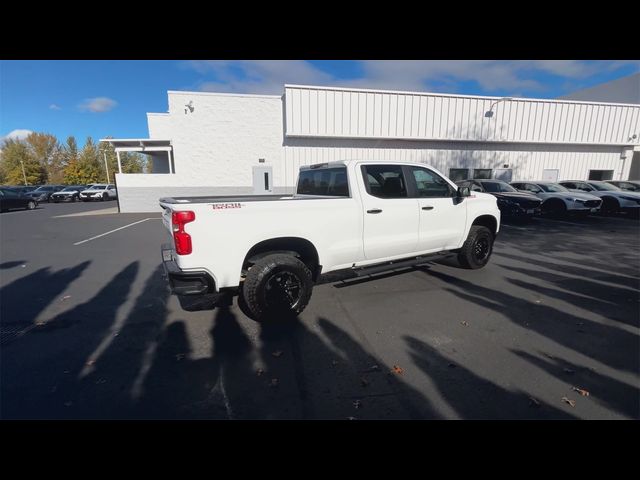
[212,203,242,210]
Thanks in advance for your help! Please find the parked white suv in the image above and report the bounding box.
[510,181,602,216]
[558,180,640,214]
[79,184,117,202]
[159,160,501,321]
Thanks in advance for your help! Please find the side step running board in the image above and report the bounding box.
[352,252,454,277]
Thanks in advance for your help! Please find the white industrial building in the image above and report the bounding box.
[103,83,640,213]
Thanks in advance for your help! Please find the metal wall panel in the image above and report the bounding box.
[284,85,640,146]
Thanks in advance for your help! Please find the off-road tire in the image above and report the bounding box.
[241,254,313,322]
[457,225,494,269]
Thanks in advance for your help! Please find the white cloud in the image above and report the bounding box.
[49,104,62,110]
[1,129,33,143]
[183,60,638,97]
[78,97,117,113]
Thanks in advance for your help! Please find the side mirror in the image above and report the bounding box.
[457,186,471,197]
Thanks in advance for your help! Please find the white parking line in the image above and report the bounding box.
[73,218,160,246]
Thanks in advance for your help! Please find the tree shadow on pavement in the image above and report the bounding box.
[0,261,91,328]
[404,336,577,419]
[420,268,639,375]
[0,260,27,269]
[511,350,640,419]
[0,261,138,418]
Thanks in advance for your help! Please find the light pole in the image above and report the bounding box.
[103,152,110,183]
[19,159,27,185]
[484,97,514,118]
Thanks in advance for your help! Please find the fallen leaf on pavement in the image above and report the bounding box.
[256,368,264,376]
[392,365,404,375]
[61,295,72,302]
[563,368,575,374]
[269,378,279,388]
[360,377,370,387]
[534,299,542,304]
[85,360,96,366]
[562,397,576,407]
[353,400,362,409]
[35,321,47,326]
[272,350,284,358]
[461,321,469,327]
[528,396,540,408]
[572,387,590,397]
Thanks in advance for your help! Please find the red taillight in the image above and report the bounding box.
[172,210,195,255]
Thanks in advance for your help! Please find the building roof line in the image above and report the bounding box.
[284,84,640,108]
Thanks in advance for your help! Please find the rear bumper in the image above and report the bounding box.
[161,244,216,295]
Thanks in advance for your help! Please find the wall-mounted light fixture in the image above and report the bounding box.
[628,133,638,142]
[184,101,194,114]
[485,97,514,118]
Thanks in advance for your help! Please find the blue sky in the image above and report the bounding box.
[1,60,638,144]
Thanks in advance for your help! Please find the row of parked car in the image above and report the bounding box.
[454,179,640,220]
[0,184,118,212]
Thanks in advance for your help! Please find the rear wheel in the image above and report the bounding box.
[457,225,494,269]
[241,254,313,322]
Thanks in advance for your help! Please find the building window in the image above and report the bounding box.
[473,169,493,179]
[588,170,614,181]
[449,168,470,182]
[493,169,513,183]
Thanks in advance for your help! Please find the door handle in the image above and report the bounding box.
[421,206,434,210]
[367,209,383,214]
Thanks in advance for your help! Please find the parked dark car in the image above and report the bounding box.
[4,185,40,195]
[50,185,87,203]
[605,180,640,192]
[456,179,542,219]
[26,185,64,203]
[0,187,38,212]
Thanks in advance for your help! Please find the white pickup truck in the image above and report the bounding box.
[160,160,500,321]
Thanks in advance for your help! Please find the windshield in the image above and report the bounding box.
[61,187,79,192]
[539,183,569,192]
[33,186,53,192]
[480,181,517,193]
[590,182,620,191]
[87,185,106,190]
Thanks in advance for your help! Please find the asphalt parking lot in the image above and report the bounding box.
[1,201,638,419]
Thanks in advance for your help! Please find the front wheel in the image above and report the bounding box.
[241,254,313,322]
[26,201,36,210]
[601,196,619,214]
[457,225,494,269]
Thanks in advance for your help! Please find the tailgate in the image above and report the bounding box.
[160,202,173,234]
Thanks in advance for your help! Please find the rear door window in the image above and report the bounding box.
[361,165,407,198]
